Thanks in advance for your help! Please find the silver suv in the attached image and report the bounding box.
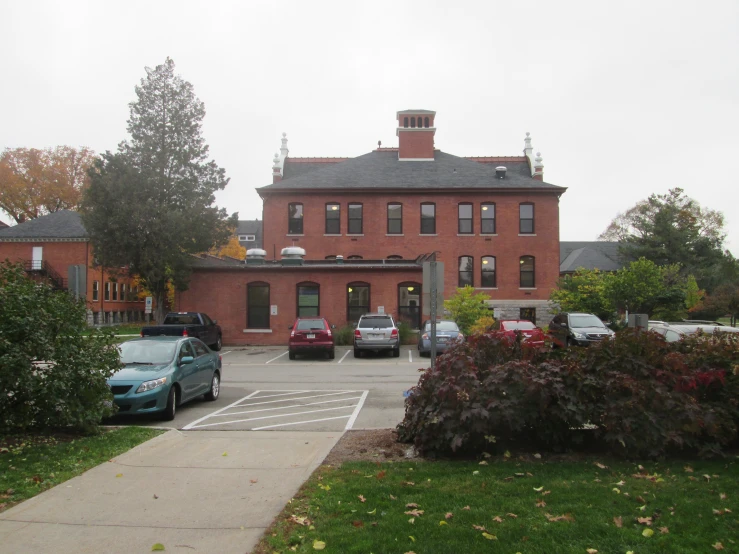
[353,313,400,358]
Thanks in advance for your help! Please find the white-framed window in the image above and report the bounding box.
[238,234,256,242]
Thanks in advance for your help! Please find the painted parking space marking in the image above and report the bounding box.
[183,390,368,431]
[266,351,289,364]
[338,350,351,364]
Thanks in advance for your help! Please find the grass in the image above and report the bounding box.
[0,427,163,512]
[255,456,739,554]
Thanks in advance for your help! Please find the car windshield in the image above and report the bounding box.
[569,315,606,329]
[424,321,459,332]
[119,341,176,364]
[359,316,393,329]
[163,314,199,325]
[296,319,326,330]
[502,321,537,330]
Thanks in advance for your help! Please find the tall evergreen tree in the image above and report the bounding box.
[82,58,237,323]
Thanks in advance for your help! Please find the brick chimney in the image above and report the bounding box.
[396,109,436,161]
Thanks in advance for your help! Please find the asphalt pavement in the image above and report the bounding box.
[0,346,426,553]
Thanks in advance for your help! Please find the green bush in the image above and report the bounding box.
[333,324,355,346]
[0,261,120,434]
[397,329,739,458]
[397,321,416,345]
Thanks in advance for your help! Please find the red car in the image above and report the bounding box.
[288,317,335,360]
[495,320,547,347]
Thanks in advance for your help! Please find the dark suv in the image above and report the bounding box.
[548,312,614,347]
[353,313,399,357]
[288,317,335,360]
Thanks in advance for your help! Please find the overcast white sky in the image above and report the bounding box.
[2,0,737,255]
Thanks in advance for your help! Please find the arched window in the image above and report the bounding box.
[481,256,496,287]
[296,282,319,317]
[288,202,303,234]
[424,116,429,128]
[247,281,270,328]
[411,116,416,128]
[458,256,473,287]
[347,255,363,260]
[404,117,409,128]
[325,255,337,260]
[398,282,422,329]
[386,254,403,260]
[347,282,370,323]
[520,256,535,287]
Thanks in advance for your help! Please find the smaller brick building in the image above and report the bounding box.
[0,210,146,324]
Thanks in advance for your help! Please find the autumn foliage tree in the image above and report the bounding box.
[209,236,246,259]
[81,58,237,324]
[0,146,95,223]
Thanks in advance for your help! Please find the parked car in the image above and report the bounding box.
[548,312,615,347]
[494,319,547,347]
[141,312,222,351]
[354,313,399,357]
[417,320,463,356]
[288,317,335,359]
[649,322,739,342]
[107,336,222,421]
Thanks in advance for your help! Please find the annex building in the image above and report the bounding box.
[174,109,567,345]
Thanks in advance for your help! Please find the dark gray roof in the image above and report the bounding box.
[0,210,87,240]
[236,220,263,248]
[560,241,625,273]
[283,159,346,179]
[258,150,565,193]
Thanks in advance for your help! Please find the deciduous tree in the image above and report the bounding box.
[210,236,246,259]
[81,58,237,323]
[0,146,95,223]
[443,286,491,336]
[549,268,614,322]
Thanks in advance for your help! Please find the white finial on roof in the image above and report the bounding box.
[272,153,280,171]
[523,132,534,175]
[535,152,543,167]
[278,133,289,174]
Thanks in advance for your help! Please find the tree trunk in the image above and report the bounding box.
[154,289,167,324]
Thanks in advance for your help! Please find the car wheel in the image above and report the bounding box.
[289,351,296,360]
[328,349,335,360]
[162,385,178,421]
[204,372,220,401]
[393,347,400,358]
[353,348,361,358]
[211,335,223,351]
[566,337,573,349]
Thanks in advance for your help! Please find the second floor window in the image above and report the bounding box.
[458,203,473,234]
[520,203,534,234]
[348,203,363,234]
[421,203,436,234]
[325,203,340,234]
[481,203,495,234]
[481,256,496,287]
[112,282,118,301]
[105,282,111,301]
[520,256,535,287]
[288,203,303,234]
[387,203,402,234]
[458,256,473,287]
[92,281,99,301]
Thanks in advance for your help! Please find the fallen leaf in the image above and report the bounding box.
[586,549,598,554]
[390,494,397,500]
[222,452,228,457]
[404,552,417,554]
[473,524,486,531]
[534,453,542,459]
[642,528,654,537]
[719,493,726,500]
[543,490,551,496]
[472,471,480,476]
[638,504,647,511]
[637,517,653,526]
[367,508,376,515]
[153,494,158,499]
[115,473,123,478]
[405,503,419,508]
[535,500,546,508]
[151,544,165,552]
[479,460,488,466]
[613,480,626,486]
[462,505,470,510]
[481,532,497,540]
[408,536,415,542]
[703,474,711,482]
[312,540,326,550]
[658,526,669,534]
[636,495,646,504]
[376,470,386,479]
[405,509,424,517]
[504,450,511,458]
[712,542,724,550]
[613,488,621,494]
[404,481,415,486]
[358,495,366,503]
[408,517,415,524]
[492,516,503,523]
[533,486,544,492]
[595,462,608,469]
[352,520,363,528]
[445,512,453,520]
[439,520,447,526]
[250,479,258,484]
[613,516,623,528]
[506,513,518,518]
[545,513,574,522]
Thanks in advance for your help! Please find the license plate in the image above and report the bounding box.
[306,334,315,339]
[370,333,382,339]
[437,337,448,342]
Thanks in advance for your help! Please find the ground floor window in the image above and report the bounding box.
[347,282,370,323]
[247,282,270,328]
[397,282,421,329]
[297,282,319,317]
[520,307,536,324]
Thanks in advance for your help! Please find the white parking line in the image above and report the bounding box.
[253,415,351,431]
[266,351,289,364]
[233,391,360,408]
[346,390,369,430]
[338,350,350,364]
[181,391,259,430]
[219,351,233,356]
[189,404,358,429]
[238,390,311,400]
[408,350,412,362]
[210,396,363,417]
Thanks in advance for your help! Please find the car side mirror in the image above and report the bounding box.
[180,356,194,365]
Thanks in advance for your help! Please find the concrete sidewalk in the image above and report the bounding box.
[0,429,341,554]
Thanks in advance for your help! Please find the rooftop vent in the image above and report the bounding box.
[245,248,267,266]
[280,246,306,266]
[495,166,507,179]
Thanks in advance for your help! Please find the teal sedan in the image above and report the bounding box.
[107,336,222,421]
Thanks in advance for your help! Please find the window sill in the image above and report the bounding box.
[479,233,498,237]
[286,234,304,237]
[419,233,438,236]
[346,234,364,237]
[519,287,537,290]
[243,329,273,333]
[323,234,342,237]
[386,234,404,237]
[457,233,475,237]
[518,233,537,237]
[477,287,498,290]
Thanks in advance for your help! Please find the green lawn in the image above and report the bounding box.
[257,456,739,554]
[0,427,163,511]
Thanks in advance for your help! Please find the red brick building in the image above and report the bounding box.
[0,210,146,324]
[175,109,567,345]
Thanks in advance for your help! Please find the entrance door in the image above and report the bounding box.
[32,247,43,270]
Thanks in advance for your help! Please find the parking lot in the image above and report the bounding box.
[110,345,426,431]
